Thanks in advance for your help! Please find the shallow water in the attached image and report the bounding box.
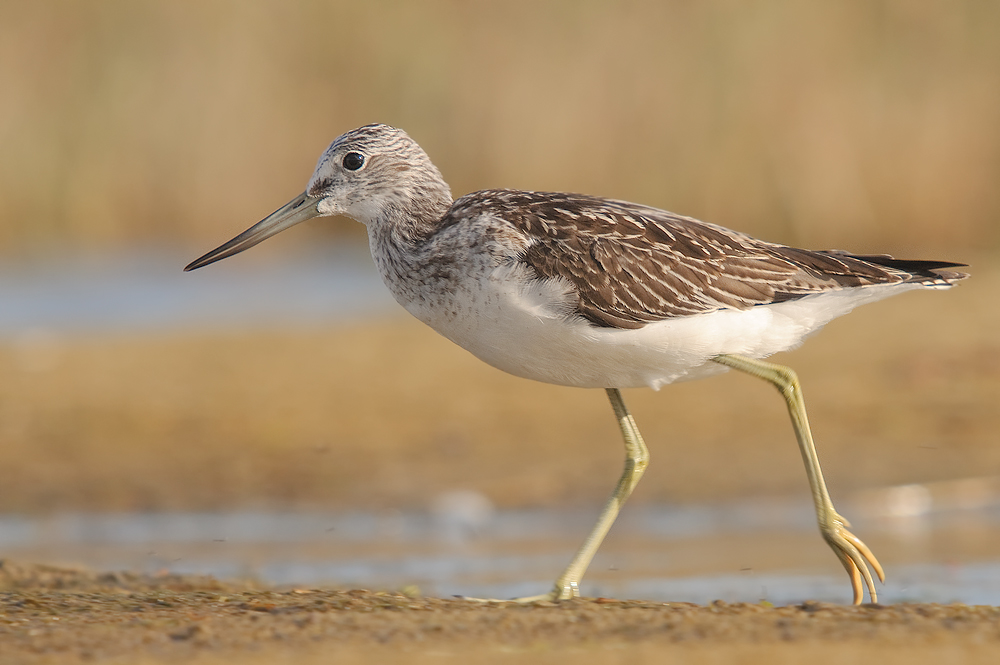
[5,482,1000,606]
[0,245,395,336]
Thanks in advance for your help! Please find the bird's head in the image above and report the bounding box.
[185,123,451,272]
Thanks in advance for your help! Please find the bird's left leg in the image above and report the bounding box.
[489,388,649,603]
[543,387,650,599]
[711,353,885,604]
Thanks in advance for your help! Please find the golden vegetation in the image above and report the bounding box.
[2,1,998,255]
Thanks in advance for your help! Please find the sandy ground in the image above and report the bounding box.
[2,561,1000,664]
[0,260,996,661]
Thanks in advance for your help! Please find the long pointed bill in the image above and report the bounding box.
[184,192,323,271]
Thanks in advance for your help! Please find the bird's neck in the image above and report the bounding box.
[370,181,453,248]
[362,169,457,304]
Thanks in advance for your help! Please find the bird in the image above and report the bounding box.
[185,123,968,605]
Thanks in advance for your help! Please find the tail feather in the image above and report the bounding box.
[830,253,970,289]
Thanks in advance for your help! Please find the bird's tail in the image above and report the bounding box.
[847,255,970,290]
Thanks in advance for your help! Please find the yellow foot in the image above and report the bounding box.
[822,513,885,604]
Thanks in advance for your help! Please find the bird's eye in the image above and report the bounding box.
[342,152,365,171]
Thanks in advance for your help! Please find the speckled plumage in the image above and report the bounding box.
[454,190,963,326]
[186,123,968,604]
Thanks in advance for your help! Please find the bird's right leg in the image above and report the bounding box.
[711,353,885,604]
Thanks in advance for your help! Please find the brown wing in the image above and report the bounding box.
[447,190,968,329]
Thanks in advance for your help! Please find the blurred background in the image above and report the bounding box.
[0,1,998,603]
[3,0,999,255]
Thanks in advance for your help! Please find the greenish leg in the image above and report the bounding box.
[711,353,885,604]
[504,388,650,602]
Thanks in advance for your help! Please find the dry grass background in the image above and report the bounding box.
[0,0,996,515]
[1,0,998,256]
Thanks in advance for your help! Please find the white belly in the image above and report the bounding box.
[396,260,916,390]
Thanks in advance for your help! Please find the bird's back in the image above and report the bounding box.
[413,189,968,389]
[441,189,968,329]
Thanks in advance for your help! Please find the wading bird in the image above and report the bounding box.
[186,124,967,604]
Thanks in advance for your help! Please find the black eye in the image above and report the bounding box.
[342,152,365,171]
